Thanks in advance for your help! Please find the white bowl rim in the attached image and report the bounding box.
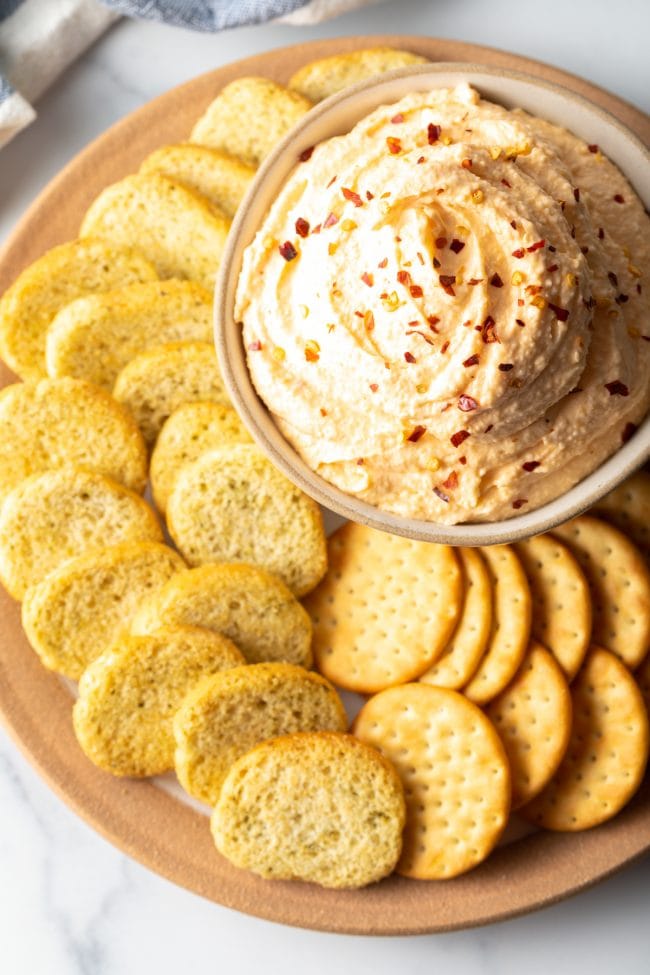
[215,62,650,546]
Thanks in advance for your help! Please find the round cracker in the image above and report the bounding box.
[553,515,650,668]
[0,468,162,600]
[353,683,510,879]
[514,533,592,681]
[521,646,649,831]
[174,662,348,805]
[419,547,492,690]
[73,625,245,776]
[593,470,650,562]
[306,523,462,694]
[0,377,148,500]
[288,48,429,102]
[463,545,531,705]
[487,642,572,809]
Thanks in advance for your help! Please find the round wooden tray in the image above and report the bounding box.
[1,35,649,935]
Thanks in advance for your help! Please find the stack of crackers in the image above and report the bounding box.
[0,47,648,892]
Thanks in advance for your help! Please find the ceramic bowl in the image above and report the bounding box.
[215,64,650,545]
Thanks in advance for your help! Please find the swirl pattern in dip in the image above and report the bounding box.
[236,84,650,523]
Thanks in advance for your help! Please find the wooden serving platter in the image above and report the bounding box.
[0,35,648,934]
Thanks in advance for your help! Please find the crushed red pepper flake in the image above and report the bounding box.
[406,330,435,346]
[435,237,448,248]
[442,471,459,490]
[427,123,441,144]
[463,354,480,367]
[467,277,483,286]
[450,238,465,254]
[417,156,425,164]
[510,220,517,230]
[588,144,599,153]
[319,407,327,416]
[512,498,528,509]
[622,422,637,443]
[397,270,412,285]
[548,303,570,322]
[499,363,514,371]
[410,285,424,298]
[613,194,625,203]
[433,486,449,503]
[356,458,364,465]
[369,383,379,392]
[458,394,479,412]
[459,455,467,465]
[278,241,297,261]
[295,217,310,237]
[326,175,337,188]
[512,248,525,259]
[366,190,375,200]
[361,272,374,287]
[386,136,402,154]
[323,212,339,228]
[490,273,504,288]
[364,310,375,332]
[312,223,322,235]
[440,340,450,354]
[461,158,472,170]
[527,239,546,253]
[342,187,363,207]
[406,425,427,443]
[427,316,440,332]
[439,274,456,296]
[451,429,470,448]
[299,146,314,161]
[547,263,559,272]
[391,112,405,124]
[378,257,388,268]
[605,380,629,396]
[433,257,441,269]
[516,318,526,327]
[481,316,499,343]
[522,460,541,472]
[404,351,417,363]
[248,341,262,351]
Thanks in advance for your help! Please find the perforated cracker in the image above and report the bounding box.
[553,515,650,668]
[593,471,650,562]
[420,547,492,690]
[521,646,649,830]
[353,683,510,879]
[306,523,462,694]
[487,642,572,809]
[463,545,531,705]
[514,533,591,681]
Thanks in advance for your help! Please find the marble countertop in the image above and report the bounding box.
[1,1,649,972]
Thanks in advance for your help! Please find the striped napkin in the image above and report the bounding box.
[0,0,378,151]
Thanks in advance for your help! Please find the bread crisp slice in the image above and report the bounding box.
[0,468,162,600]
[174,662,347,804]
[190,77,312,167]
[131,562,312,668]
[150,401,252,513]
[46,280,213,390]
[112,341,229,446]
[140,144,255,218]
[73,625,244,776]
[0,238,156,381]
[288,48,429,102]
[22,541,185,679]
[166,444,327,597]
[0,377,147,500]
[211,731,406,889]
[79,173,230,290]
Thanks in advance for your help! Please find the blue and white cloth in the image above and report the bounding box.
[0,0,376,150]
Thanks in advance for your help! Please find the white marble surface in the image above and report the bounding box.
[1,1,649,972]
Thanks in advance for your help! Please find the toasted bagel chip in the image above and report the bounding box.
[166,444,327,597]
[113,341,229,446]
[190,77,312,167]
[0,238,156,380]
[0,468,162,600]
[212,731,405,889]
[140,144,255,218]
[80,173,230,290]
[73,625,244,776]
[289,48,429,102]
[46,279,213,389]
[174,662,347,804]
[22,541,184,679]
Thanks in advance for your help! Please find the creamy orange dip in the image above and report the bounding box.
[236,84,650,523]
